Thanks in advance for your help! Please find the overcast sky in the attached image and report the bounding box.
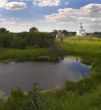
[0,0,101,32]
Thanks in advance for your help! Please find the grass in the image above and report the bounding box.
[44,86,101,110]
[59,37,101,56]
[0,48,45,62]
[0,47,60,62]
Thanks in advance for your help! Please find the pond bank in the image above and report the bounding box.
[0,48,62,63]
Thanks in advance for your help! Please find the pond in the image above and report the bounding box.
[0,57,91,94]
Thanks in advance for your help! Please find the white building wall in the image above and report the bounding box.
[76,28,86,36]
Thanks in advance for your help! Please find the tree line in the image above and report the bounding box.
[52,30,76,37]
[92,32,101,38]
[0,27,55,49]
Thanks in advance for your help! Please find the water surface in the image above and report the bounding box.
[0,57,91,94]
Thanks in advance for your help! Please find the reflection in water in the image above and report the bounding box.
[0,57,91,94]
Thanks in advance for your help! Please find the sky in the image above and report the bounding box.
[0,0,101,32]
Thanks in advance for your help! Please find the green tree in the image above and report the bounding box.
[62,30,69,37]
[0,28,9,33]
[52,30,58,36]
[11,37,26,49]
[29,27,38,32]
[0,33,12,48]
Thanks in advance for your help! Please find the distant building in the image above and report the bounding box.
[56,30,65,42]
[76,23,86,36]
[56,30,65,38]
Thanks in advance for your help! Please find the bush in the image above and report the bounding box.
[64,78,97,95]
[0,32,55,49]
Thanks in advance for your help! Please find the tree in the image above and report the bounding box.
[52,30,58,36]
[62,30,69,37]
[11,37,26,49]
[0,28,9,33]
[0,33,12,47]
[29,27,38,32]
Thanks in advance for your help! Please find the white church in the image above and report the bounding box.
[76,23,86,36]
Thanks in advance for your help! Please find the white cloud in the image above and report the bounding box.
[0,0,27,10]
[0,0,7,8]
[44,3,101,31]
[0,14,20,30]
[33,0,60,7]
[2,21,38,32]
[0,17,17,24]
[5,2,27,10]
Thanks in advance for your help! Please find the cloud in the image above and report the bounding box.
[0,0,27,10]
[44,3,101,29]
[0,20,38,32]
[4,2,27,10]
[0,18,16,27]
[33,0,61,7]
[0,0,7,8]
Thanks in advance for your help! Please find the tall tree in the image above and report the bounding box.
[29,27,38,32]
[62,30,69,36]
